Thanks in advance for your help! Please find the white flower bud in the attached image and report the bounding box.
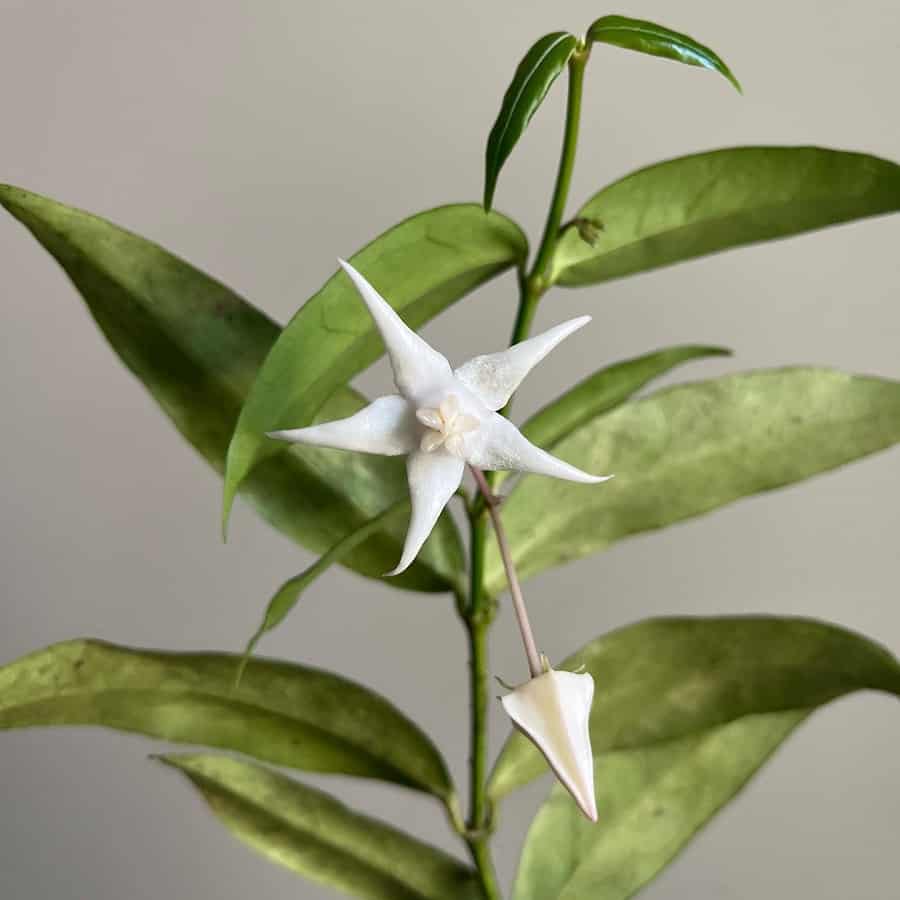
[501,667,597,821]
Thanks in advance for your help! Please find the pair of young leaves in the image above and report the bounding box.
[484,14,741,211]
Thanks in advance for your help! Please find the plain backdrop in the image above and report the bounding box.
[2,1,898,898]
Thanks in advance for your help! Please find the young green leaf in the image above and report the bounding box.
[550,147,900,287]
[485,368,900,594]
[483,32,578,211]
[0,639,455,800]
[489,616,900,800]
[587,15,740,91]
[0,185,461,592]
[222,204,528,535]
[513,712,805,900]
[158,755,481,900]
[237,499,410,684]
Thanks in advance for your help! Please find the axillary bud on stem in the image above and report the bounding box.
[269,259,610,574]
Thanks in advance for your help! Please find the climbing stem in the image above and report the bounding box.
[503,45,589,423]
[529,45,589,289]
[458,507,500,899]
[459,44,590,898]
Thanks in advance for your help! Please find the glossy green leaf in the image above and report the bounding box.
[513,712,804,900]
[0,184,460,592]
[551,147,900,287]
[0,639,455,800]
[519,344,730,451]
[158,755,481,900]
[485,368,900,594]
[489,615,900,799]
[223,204,528,536]
[587,15,740,91]
[237,498,410,684]
[483,32,578,212]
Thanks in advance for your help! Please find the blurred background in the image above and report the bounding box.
[1,1,898,898]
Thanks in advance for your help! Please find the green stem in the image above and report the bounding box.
[461,513,501,900]
[529,45,589,289]
[500,45,589,425]
[459,47,591,898]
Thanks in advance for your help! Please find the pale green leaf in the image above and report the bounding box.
[551,148,900,287]
[513,712,804,900]
[486,368,900,594]
[159,755,481,900]
[0,639,455,800]
[490,615,900,800]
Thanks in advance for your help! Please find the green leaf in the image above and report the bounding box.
[551,147,900,287]
[485,368,900,594]
[489,615,900,800]
[587,15,740,92]
[223,204,528,536]
[513,712,804,900]
[0,639,455,800]
[483,32,578,211]
[519,344,730,451]
[0,184,460,592]
[158,755,481,900]
[237,498,410,684]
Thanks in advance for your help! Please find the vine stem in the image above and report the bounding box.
[459,44,590,899]
[500,45,589,423]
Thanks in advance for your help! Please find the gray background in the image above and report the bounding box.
[2,1,898,898]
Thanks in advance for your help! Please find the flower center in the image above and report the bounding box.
[415,394,479,457]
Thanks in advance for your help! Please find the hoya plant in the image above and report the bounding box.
[2,13,899,900]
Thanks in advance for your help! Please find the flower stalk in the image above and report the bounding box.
[470,466,543,678]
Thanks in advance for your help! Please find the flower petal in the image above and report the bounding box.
[454,316,591,410]
[467,413,611,483]
[501,669,597,821]
[338,259,452,398]
[388,451,465,575]
[268,395,416,455]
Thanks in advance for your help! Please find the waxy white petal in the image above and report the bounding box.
[338,259,451,398]
[388,451,465,575]
[454,316,591,411]
[268,395,416,456]
[467,413,611,484]
[501,669,597,821]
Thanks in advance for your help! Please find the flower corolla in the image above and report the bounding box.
[269,259,610,574]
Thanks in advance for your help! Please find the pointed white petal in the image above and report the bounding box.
[501,669,597,821]
[454,316,591,411]
[388,451,464,576]
[467,413,611,483]
[338,259,452,397]
[268,395,416,456]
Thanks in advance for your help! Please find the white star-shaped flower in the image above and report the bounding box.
[268,259,611,575]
